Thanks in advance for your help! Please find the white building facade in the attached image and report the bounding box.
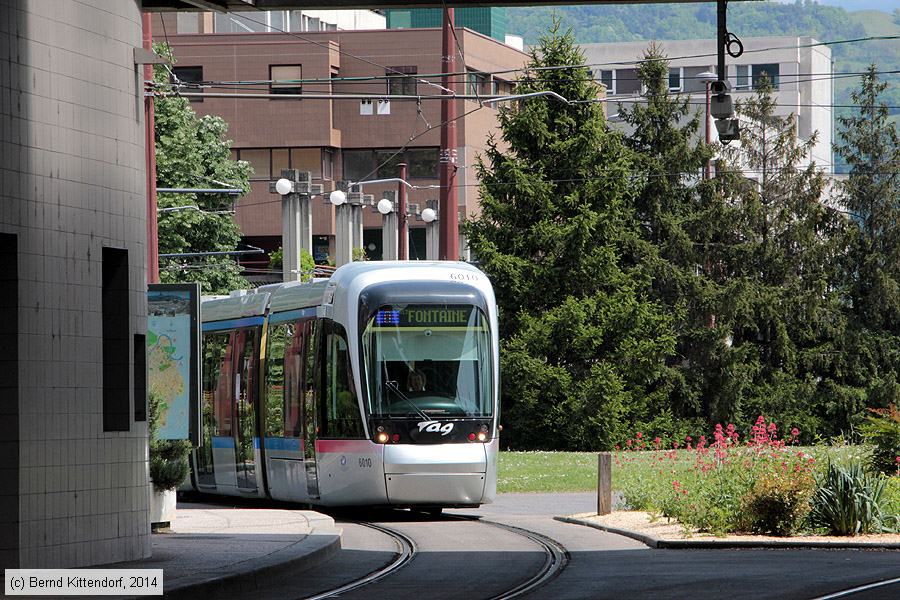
[175,8,386,34]
[581,36,834,172]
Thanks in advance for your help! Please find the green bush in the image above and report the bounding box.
[862,405,900,475]
[809,460,891,535]
[741,471,815,536]
[149,393,192,492]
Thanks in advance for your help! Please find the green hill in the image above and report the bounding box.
[850,9,900,37]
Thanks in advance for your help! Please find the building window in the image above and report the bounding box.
[322,148,334,180]
[386,66,417,96]
[236,148,271,180]
[752,63,780,90]
[467,70,487,97]
[342,150,376,181]
[176,12,200,34]
[134,334,146,422]
[271,65,302,95]
[272,148,290,176]
[616,68,641,95]
[102,247,130,432]
[597,70,615,95]
[216,10,289,33]
[342,148,440,181]
[406,148,439,179]
[735,65,751,91]
[668,67,683,92]
[171,66,203,102]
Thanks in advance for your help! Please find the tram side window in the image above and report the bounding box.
[319,321,364,438]
[202,331,233,437]
[264,322,304,438]
[234,328,259,439]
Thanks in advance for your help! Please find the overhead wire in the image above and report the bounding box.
[158,33,900,82]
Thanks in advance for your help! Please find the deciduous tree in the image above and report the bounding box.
[153,44,252,294]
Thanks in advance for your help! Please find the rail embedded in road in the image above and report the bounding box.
[301,522,417,600]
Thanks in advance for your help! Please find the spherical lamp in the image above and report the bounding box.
[329,189,346,206]
[275,178,293,196]
[376,198,394,215]
[421,207,437,223]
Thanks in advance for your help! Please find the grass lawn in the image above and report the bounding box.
[498,448,900,496]
[498,451,598,493]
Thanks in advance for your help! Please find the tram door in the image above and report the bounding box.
[303,320,320,499]
[234,329,258,492]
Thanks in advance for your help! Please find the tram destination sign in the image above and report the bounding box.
[376,306,473,328]
[147,283,201,446]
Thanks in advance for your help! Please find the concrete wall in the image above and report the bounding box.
[0,0,150,568]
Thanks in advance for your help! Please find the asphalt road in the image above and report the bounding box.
[196,492,900,599]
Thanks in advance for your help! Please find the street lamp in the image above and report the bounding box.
[697,70,718,180]
[329,189,346,206]
[269,170,321,282]
[377,198,394,215]
[275,178,293,196]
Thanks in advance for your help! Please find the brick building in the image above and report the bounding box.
[154,17,530,269]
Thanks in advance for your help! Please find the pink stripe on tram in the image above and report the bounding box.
[316,439,379,454]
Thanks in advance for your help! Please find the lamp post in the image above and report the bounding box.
[378,193,399,261]
[397,163,408,261]
[697,71,718,180]
[421,200,439,261]
[270,169,321,282]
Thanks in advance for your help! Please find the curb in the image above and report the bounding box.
[554,516,900,550]
[160,521,343,599]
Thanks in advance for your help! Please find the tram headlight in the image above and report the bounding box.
[477,432,488,442]
[376,432,389,444]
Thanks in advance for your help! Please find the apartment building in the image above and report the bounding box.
[154,15,529,268]
[581,36,834,172]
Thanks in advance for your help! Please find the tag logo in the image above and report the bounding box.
[417,420,454,435]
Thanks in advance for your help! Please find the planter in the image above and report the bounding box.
[149,488,177,531]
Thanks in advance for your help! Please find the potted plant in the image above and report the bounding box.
[148,393,192,531]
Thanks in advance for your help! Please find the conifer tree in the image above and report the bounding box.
[718,78,850,433]
[465,23,675,450]
[836,65,900,333]
[833,65,900,413]
[618,45,735,432]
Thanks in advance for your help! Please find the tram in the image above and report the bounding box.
[184,261,500,510]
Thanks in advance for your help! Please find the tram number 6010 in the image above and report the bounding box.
[359,457,373,468]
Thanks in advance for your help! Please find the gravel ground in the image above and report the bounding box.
[577,510,900,544]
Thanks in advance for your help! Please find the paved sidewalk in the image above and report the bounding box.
[114,502,342,598]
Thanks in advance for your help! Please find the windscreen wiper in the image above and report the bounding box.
[382,362,431,422]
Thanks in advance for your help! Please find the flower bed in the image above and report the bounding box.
[614,417,900,537]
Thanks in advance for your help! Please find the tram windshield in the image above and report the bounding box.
[362,304,493,418]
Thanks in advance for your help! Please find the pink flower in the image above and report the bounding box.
[791,427,800,437]
[636,431,643,439]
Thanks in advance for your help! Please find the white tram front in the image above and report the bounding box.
[186,261,500,510]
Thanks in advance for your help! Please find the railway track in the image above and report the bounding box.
[302,514,568,600]
[301,521,416,600]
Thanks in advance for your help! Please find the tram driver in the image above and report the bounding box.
[407,368,426,392]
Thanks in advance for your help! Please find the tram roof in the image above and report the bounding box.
[201,262,488,324]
